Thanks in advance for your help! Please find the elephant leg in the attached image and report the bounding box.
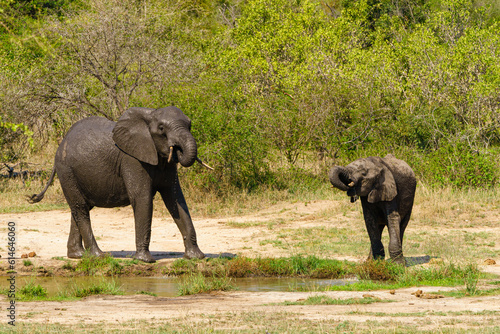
[68,205,104,258]
[361,203,385,260]
[399,210,412,242]
[367,223,386,261]
[159,182,204,260]
[67,214,84,258]
[130,195,155,263]
[59,167,103,258]
[386,209,405,265]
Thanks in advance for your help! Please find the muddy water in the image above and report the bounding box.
[2,276,354,297]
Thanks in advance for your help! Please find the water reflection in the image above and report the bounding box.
[1,276,354,297]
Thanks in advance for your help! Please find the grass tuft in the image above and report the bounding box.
[177,273,236,296]
[165,255,351,279]
[67,279,123,298]
[75,253,125,276]
[281,294,392,305]
[355,259,404,281]
[17,281,48,300]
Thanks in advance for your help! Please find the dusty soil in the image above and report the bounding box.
[1,200,499,331]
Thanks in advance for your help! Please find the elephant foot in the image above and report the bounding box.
[134,250,156,263]
[68,246,105,259]
[88,247,106,258]
[68,251,83,259]
[389,255,406,266]
[67,248,85,259]
[184,247,205,260]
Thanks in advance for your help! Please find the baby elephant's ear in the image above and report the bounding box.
[368,166,397,203]
[112,108,158,166]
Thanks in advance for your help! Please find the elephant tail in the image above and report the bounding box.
[27,166,57,203]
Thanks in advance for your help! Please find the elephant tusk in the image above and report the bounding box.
[196,157,214,170]
[348,182,355,187]
[168,146,174,163]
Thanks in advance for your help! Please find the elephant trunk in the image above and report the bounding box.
[175,130,197,168]
[329,166,353,191]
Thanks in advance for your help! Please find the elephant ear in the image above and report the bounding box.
[112,107,158,166]
[367,165,397,203]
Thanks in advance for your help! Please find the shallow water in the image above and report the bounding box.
[2,276,354,297]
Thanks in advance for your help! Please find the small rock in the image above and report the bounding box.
[21,254,28,258]
[411,290,423,297]
[28,251,36,257]
[389,290,396,295]
[484,259,496,265]
[420,293,444,299]
[412,289,444,299]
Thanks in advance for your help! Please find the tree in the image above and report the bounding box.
[26,0,200,121]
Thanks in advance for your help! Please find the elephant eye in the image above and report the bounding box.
[158,125,165,132]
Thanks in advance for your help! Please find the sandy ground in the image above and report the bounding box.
[1,200,499,331]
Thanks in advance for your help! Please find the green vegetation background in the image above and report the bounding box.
[1,0,499,196]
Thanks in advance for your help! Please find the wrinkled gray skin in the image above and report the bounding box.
[30,107,205,263]
[329,154,416,265]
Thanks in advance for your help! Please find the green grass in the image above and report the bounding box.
[280,294,393,305]
[438,287,500,298]
[348,310,500,318]
[177,273,236,296]
[16,281,48,301]
[0,202,69,214]
[1,278,123,301]
[165,255,352,278]
[72,252,141,276]
[62,279,123,298]
[165,256,497,294]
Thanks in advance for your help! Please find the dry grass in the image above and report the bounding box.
[2,310,498,333]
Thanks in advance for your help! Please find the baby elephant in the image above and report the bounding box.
[329,154,416,265]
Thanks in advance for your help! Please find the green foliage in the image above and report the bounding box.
[1,0,499,190]
[0,117,34,161]
[15,280,48,300]
[1,0,80,19]
[282,294,390,305]
[463,263,480,295]
[75,253,124,276]
[425,143,497,187]
[68,279,122,298]
[167,257,489,295]
[167,255,350,279]
[177,273,236,295]
[356,259,405,281]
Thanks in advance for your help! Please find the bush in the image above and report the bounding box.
[1,0,500,192]
[425,143,498,188]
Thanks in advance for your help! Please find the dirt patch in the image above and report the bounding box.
[1,200,499,331]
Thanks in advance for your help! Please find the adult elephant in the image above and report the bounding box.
[328,154,416,265]
[30,106,212,263]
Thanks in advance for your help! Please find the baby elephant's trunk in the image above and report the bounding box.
[328,166,352,191]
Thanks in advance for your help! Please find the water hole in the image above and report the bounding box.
[1,276,355,297]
